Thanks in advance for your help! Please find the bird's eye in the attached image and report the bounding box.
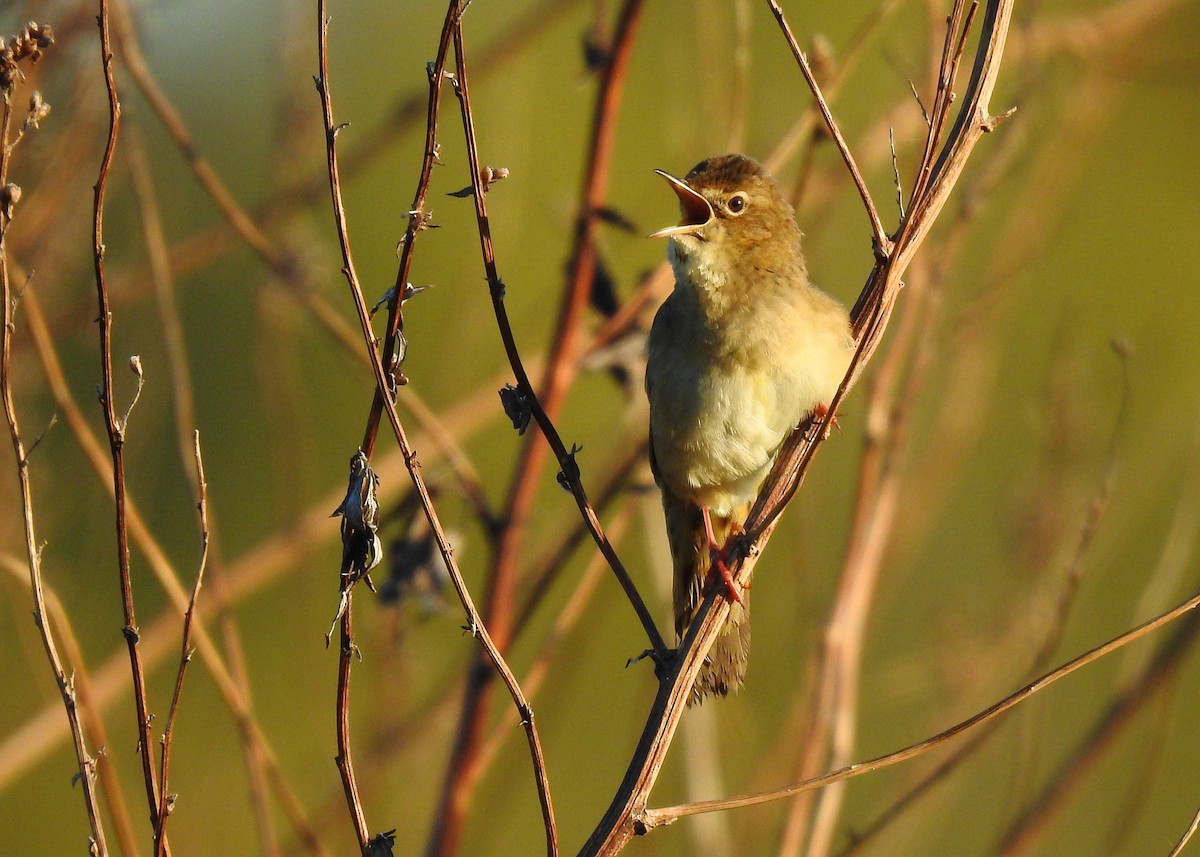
[727,194,747,214]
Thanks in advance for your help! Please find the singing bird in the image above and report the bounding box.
[645,154,854,704]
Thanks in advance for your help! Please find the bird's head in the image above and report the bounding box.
[650,154,803,295]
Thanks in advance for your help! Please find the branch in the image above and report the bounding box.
[0,23,109,855]
[91,0,168,843]
[315,4,557,854]
[765,0,890,254]
[645,581,1200,826]
[429,3,655,853]
[153,433,210,857]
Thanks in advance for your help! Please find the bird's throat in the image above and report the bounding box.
[668,237,742,323]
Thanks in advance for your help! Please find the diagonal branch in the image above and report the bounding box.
[765,0,890,254]
[153,434,210,857]
[645,581,1200,826]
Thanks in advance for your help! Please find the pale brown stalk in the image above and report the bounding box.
[153,434,210,857]
[0,31,109,852]
[646,582,1200,825]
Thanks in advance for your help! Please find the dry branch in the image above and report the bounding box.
[0,22,110,854]
[91,1,169,846]
[315,3,557,853]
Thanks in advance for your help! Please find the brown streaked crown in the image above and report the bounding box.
[683,153,768,190]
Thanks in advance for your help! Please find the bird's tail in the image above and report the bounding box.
[664,494,752,706]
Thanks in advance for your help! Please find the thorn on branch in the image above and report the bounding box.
[499,383,533,435]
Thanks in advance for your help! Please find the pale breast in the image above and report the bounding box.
[647,288,850,516]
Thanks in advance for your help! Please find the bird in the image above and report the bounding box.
[644,153,854,704]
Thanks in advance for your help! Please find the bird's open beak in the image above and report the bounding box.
[648,169,713,239]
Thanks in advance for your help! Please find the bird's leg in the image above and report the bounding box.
[701,506,744,605]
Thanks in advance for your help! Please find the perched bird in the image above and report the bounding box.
[645,154,854,704]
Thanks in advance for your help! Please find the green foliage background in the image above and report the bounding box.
[2,1,1199,855]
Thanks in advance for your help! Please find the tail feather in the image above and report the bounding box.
[663,491,752,705]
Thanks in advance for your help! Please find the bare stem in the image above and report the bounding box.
[92,0,167,843]
[646,582,1200,825]
[0,38,110,855]
[153,434,210,857]
[428,3,653,854]
[765,0,890,254]
[316,4,557,853]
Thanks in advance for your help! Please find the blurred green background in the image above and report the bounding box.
[2,0,1199,855]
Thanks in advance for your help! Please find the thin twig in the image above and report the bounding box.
[153,433,210,857]
[0,32,110,855]
[125,122,283,856]
[646,582,1200,825]
[91,0,168,842]
[0,359,511,796]
[18,284,331,854]
[430,3,653,854]
[1168,804,1200,857]
[996,610,1200,856]
[316,5,558,854]
[765,0,891,255]
[782,255,937,857]
[334,599,368,851]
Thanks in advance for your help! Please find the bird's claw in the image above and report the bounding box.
[711,551,744,605]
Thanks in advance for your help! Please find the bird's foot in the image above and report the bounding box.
[813,402,842,435]
[701,507,744,605]
[711,553,744,604]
